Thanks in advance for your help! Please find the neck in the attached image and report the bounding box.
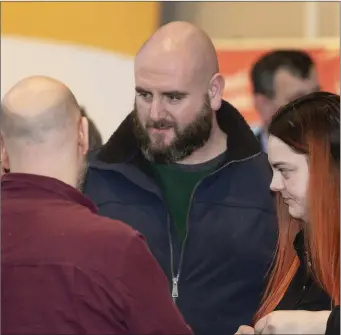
[9,155,79,189]
[177,121,227,165]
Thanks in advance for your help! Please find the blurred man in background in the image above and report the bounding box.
[84,21,277,335]
[1,76,192,335]
[251,50,320,152]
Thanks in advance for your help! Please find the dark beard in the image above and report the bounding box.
[132,95,213,163]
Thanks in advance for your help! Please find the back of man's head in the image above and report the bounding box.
[250,50,320,126]
[0,76,89,188]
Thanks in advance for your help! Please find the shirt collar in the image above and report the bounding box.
[2,173,97,213]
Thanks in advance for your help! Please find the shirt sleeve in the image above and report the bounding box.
[325,306,340,335]
[120,231,193,335]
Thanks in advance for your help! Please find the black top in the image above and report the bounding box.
[326,306,340,335]
[276,231,331,311]
[277,230,339,335]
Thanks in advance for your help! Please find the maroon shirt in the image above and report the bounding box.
[1,173,192,335]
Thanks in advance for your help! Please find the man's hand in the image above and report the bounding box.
[254,310,331,334]
[235,325,255,334]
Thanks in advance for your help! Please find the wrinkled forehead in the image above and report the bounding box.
[267,135,302,165]
[134,52,201,92]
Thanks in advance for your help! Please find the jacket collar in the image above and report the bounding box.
[92,100,261,166]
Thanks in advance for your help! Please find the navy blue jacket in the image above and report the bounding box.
[83,100,278,335]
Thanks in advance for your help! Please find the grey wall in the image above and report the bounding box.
[160,2,340,40]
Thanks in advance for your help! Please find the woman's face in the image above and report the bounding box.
[268,135,309,222]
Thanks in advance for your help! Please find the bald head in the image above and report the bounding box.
[1,76,80,145]
[0,76,89,187]
[136,21,219,83]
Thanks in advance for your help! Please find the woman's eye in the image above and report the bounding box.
[279,169,291,179]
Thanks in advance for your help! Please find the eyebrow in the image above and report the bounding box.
[163,91,188,98]
[271,162,292,169]
[135,87,188,97]
[135,87,149,94]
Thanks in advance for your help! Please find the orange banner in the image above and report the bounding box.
[217,47,340,128]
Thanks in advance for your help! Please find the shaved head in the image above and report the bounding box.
[1,76,80,145]
[136,21,219,84]
[133,21,226,164]
[0,76,89,188]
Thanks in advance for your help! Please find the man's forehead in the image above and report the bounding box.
[273,68,319,101]
[135,50,193,73]
[135,59,183,77]
[135,57,197,91]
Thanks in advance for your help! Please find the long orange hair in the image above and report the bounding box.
[254,92,340,323]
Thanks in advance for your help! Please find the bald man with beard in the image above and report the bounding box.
[84,22,277,335]
[1,76,192,335]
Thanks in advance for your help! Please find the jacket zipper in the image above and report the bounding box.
[168,152,261,302]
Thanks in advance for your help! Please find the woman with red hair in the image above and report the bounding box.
[237,91,340,334]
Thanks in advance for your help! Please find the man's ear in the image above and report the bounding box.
[0,134,10,172]
[78,116,89,156]
[208,73,225,111]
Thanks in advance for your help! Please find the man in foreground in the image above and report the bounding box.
[1,76,192,335]
[84,21,277,335]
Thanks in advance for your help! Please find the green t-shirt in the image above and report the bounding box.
[150,152,226,243]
